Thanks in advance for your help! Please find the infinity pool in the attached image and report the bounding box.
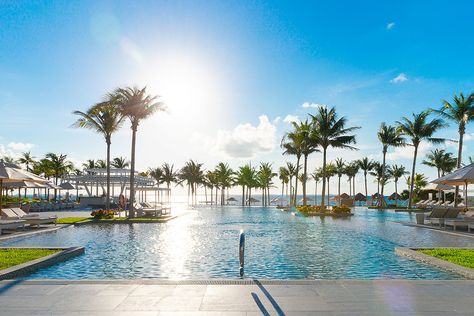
[3,207,474,279]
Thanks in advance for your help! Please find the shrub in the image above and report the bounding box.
[332,204,351,214]
[91,209,115,219]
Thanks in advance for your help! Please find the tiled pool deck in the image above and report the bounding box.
[1,279,474,315]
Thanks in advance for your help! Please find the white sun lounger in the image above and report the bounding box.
[2,208,56,226]
[0,220,26,234]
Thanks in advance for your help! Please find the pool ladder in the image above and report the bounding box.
[239,229,245,278]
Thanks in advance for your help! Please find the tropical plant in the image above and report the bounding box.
[111,157,130,169]
[45,153,73,200]
[377,123,405,205]
[422,149,457,178]
[285,162,297,206]
[344,162,359,199]
[357,157,374,204]
[235,163,257,206]
[311,168,322,204]
[17,151,36,172]
[334,158,345,205]
[281,123,303,206]
[310,105,359,209]
[215,162,234,205]
[388,164,408,199]
[396,111,447,208]
[324,163,337,205]
[148,167,164,188]
[179,160,204,205]
[73,101,125,209]
[278,166,290,204]
[405,173,428,199]
[114,86,165,217]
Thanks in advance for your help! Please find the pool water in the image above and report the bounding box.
[3,207,473,279]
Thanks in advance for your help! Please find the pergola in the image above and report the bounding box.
[64,168,155,198]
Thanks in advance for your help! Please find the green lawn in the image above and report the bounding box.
[0,248,60,270]
[98,216,172,221]
[56,217,92,224]
[418,248,474,269]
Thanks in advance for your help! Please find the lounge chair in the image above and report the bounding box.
[134,203,162,217]
[444,210,474,231]
[468,222,474,232]
[415,200,427,208]
[0,220,26,234]
[2,208,56,226]
[431,208,460,227]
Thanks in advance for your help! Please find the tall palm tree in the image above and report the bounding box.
[285,162,297,205]
[310,105,359,209]
[278,166,290,204]
[111,157,130,169]
[73,101,125,209]
[422,149,453,179]
[357,157,374,204]
[235,164,256,206]
[281,124,304,206]
[388,165,408,202]
[377,123,405,206]
[325,163,337,205]
[295,120,319,205]
[215,163,233,205]
[396,111,447,208]
[334,158,345,205]
[161,163,178,190]
[114,86,165,217]
[432,92,474,206]
[345,162,359,199]
[258,162,276,206]
[179,160,205,205]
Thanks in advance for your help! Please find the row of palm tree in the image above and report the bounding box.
[281,92,474,209]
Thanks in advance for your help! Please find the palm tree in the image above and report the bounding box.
[406,173,428,200]
[422,149,453,178]
[310,105,359,209]
[334,158,345,205]
[18,151,35,171]
[83,159,96,172]
[281,124,304,206]
[285,162,297,205]
[345,162,359,199]
[377,123,405,206]
[258,162,276,206]
[397,111,447,208]
[357,157,374,204]
[388,165,408,205]
[45,153,73,200]
[73,101,125,209]
[432,92,474,206]
[325,163,337,205]
[111,157,130,169]
[149,167,164,188]
[161,163,178,190]
[311,169,322,204]
[114,86,165,217]
[96,160,107,169]
[278,166,290,204]
[215,163,234,205]
[236,165,252,206]
[179,160,205,205]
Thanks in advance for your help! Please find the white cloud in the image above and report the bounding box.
[301,102,324,109]
[386,142,432,161]
[390,73,408,84]
[283,115,299,124]
[213,115,277,158]
[464,133,474,141]
[7,142,34,151]
[386,22,395,30]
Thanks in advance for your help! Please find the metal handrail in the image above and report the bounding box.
[239,229,245,277]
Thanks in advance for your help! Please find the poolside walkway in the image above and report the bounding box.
[1,279,473,315]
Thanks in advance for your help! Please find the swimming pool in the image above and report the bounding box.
[3,207,473,279]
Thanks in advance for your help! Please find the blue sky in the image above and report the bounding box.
[1,1,473,193]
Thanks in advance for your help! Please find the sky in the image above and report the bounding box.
[1,0,474,195]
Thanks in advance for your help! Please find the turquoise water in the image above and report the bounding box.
[3,207,473,279]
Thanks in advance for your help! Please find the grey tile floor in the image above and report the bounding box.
[0,280,473,315]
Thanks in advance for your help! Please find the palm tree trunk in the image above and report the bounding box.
[302,154,308,206]
[106,138,111,210]
[315,180,317,204]
[364,172,368,205]
[327,177,330,206]
[338,176,341,206]
[294,156,300,206]
[321,148,327,209]
[128,127,137,218]
[408,144,418,209]
[394,179,398,206]
[455,125,464,207]
[379,150,387,207]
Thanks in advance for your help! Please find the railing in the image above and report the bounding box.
[239,229,245,277]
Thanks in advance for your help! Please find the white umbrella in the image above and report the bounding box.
[0,161,49,207]
[423,183,455,191]
[433,163,474,206]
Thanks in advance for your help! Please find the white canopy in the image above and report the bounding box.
[423,183,454,191]
[433,163,474,186]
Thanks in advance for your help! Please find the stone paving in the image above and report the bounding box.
[1,279,474,315]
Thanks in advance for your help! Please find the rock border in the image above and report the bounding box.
[0,246,84,280]
[395,247,474,279]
